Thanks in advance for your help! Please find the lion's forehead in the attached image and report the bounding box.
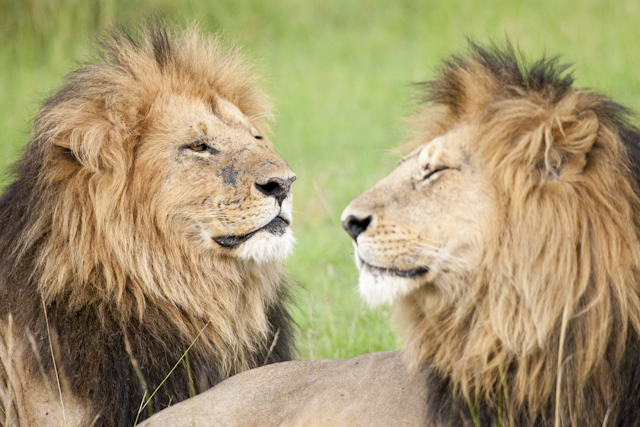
[149,93,256,143]
[215,98,251,127]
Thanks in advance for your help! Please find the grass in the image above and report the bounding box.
[2,0,640,361]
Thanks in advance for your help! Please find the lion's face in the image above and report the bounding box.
[342,125,497,306]
[138,93,296,264]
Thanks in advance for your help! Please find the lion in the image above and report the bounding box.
[342,44,640,425]
[140,44,640,427]
[0,23,296,427]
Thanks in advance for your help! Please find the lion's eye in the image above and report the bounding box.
[183,142,218,155]
[423,165,449,181]
[250,126,263,140]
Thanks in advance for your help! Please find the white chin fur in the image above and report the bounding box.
[358,267,417,307]
[237,228,296,263]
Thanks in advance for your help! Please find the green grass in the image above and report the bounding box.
[2,0,640,360]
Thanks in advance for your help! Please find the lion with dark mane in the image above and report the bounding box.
[0,24,296,426]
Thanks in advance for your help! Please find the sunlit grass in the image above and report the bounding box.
[2,0,640,360]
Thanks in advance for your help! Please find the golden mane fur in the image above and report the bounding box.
[397,45,640,425]
[0,23,294,426]
[339,43,640,426]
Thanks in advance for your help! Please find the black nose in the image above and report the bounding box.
[256,176,296,204]
[342,215,372,241]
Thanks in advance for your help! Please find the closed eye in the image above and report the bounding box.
[250,126,263,140]
[423,166,449,181]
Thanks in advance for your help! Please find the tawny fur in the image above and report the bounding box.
[0,23,294,426]
[344,44,640,426]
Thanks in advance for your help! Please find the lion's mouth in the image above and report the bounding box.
[361,260,429,278]
[213,216,289,248]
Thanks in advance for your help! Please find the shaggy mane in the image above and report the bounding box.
[0,23,292,426]
[401,44,640,426]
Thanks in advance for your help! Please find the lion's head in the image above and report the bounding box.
[342,45,640,425]
[32,24,296,307]
[0,24,295,426]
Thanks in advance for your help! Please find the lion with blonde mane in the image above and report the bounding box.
[140,44,640,427]
[342,44,640,426]
[0,24,296,426]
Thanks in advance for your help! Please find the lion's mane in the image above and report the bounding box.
[399,45,640,426]
[0,24,293,426]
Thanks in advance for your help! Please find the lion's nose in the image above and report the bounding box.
[255,176,296,204]
[342,215,372,241]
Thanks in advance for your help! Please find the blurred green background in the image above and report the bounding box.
[2,0,639,360]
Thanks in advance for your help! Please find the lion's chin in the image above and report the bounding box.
[237,227,296,263]
[211,215,295,263]
[357,259,428,307]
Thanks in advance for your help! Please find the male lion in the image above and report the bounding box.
[142,44,640,427]
[0,24,296,426]
[342,44,640,425]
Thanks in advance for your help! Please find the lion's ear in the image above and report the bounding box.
[542,110,599,180]
[39,98,127,174]
[555,110,599,153]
